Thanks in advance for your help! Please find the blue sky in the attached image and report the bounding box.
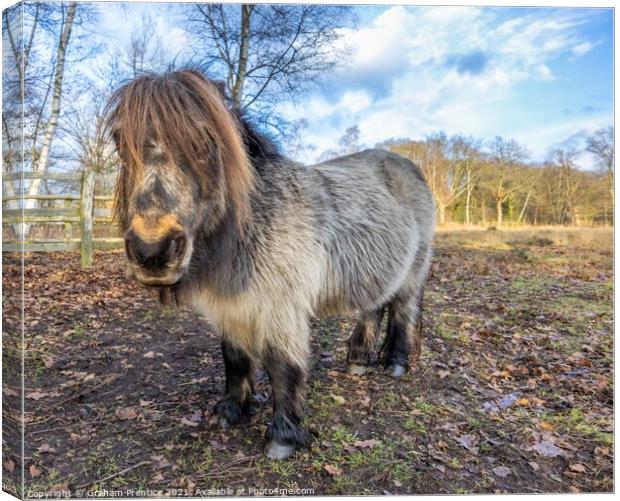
[95,2,614,168]
[276,5,614,166]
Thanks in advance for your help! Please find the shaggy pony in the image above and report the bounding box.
[105,70,435,459]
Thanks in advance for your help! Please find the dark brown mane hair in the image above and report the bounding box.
[104,69,254,230]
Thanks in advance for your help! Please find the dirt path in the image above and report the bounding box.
[2,240,613,496]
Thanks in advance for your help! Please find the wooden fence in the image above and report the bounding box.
[2,171,123,267]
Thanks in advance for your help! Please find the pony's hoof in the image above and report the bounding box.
[215,399,243,427]
[218,417,232,429]
[264,441,295,460]
[347,363,367,376]
[387,363,407,378]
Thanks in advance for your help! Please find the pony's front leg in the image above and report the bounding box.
[262,339,311,459]
[216,340,255,427]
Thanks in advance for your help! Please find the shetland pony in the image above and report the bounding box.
[105,70,435,459]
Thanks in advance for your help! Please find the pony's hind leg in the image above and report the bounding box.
[216,340,255,427]
[262,341,311,459]
[382,240,432,378]
[346,306,386,375]
[382,286,425,378]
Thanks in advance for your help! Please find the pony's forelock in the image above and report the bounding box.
[104,70,254,231]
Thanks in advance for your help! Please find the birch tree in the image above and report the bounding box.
[185,3,352,131]
[27,2,78,207]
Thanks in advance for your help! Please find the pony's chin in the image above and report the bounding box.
[134,270,184,287]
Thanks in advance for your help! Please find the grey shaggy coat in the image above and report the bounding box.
[188,149,435,368]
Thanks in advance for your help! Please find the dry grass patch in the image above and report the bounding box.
[435,225,612,250]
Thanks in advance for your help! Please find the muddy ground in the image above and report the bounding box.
[2,237,613,496]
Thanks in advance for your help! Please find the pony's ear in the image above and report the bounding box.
[213,81,229,100]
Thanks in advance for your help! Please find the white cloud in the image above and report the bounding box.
[284,6,606,165]
[572,41,595,57]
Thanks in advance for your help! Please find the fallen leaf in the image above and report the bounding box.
[569,463,586,473]
[143,351,155,358]
[151,472,165,483]
[492,466,511,478]
[528,461,539,471]
[539,421,554,431]
[3,386,18,397]
[531,441,565,458]
[29,464,41,478]
[594,446,610,457]
[3,459,15,472]
[436,440,449,450]
[437,369,450,379]
[115,407,138,420]
[26,391,48,401]
[324,464,343,476]
[37,444,56,454]
[353,439,380,449]
[456,434,479,451]
[180,417,199,427]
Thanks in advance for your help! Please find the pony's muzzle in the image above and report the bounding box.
[124,228,188,285]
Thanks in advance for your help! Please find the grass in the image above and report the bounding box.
[435,224,612,249]
[544,408,613,446]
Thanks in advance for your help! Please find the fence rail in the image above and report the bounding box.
[2,170,123,267]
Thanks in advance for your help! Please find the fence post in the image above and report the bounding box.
[80,170,95,267]
[64,199,73,240]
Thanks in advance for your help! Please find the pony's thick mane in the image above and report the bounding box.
[104,70,254,230]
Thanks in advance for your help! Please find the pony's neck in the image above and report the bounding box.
[236,114,281,167]
[182,118,282,297]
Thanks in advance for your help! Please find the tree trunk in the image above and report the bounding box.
[231,4,252,107]
[24,2,77,235]
[465,170,472,225]
[518,189,532,225]
[438,203,446,225]
[496,198,503,227]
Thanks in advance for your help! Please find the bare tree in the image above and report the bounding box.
[185,3,352,129]
[338,125,362,155]
[547,148,582,225]
[395,133,471,225]
[317,124,364,162]
[283,118,316,161]
[448,135,482,225]
[66,94,117,174]
[586,126,614,211]
[486,136,529,226]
